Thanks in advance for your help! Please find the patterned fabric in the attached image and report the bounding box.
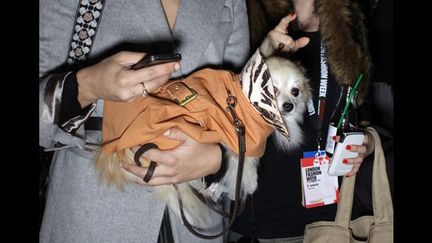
[240,50,289,138]
[67,0,105,64]
[53,0,105,134]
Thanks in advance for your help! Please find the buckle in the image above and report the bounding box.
[166,82,198,106]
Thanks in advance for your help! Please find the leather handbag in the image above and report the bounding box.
[303,127,393,243]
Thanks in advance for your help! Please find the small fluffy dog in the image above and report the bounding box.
[96,40,310,230]
[266,57,309,152]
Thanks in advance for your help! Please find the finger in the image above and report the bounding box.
[345,144,367,155]
[142,147,177,166]
[129,170,183,186]
[345,166,359,177]
[296,37,310,49]
[280,37,310,53]
[123,160,176,178]
[129,82,150,99]
[115,51,147,66]
[131,73,172,97]
[136,128,192,165]
[163,127,191,142]
[342,157,363,166]
[275,13,297,34]
[269,32,298,53]
[271,32,296,47]
[145,176,181,186]
[332,135,340,143]
[129,62,180,86]
[345,164,360,177]
[144,73,173,93]
[144,171,204,186]
[121,161,149,179]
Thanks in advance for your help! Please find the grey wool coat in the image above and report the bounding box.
[39,0,250,242]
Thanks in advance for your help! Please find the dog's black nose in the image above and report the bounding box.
[282,102,294,112]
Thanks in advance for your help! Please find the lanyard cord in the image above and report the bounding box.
[306,41,328,151]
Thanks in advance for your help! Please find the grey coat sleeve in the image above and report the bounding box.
[223,0,250,71]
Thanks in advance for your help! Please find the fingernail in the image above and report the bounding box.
[346,145,351,150]
[332,136,337,141]
[119,161,124,168]
[174,63,180,71]
[290,12,296,17]
[345,174,351,178]
[163,129,171,136]
[343,159,348,164]
[278,43,285,50]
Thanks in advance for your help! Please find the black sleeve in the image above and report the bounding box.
[59,72,93,124]
[204,144,229,187]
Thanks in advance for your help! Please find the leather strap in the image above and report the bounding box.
[190,187,230,218]
[175,91,247,239]
[134,143,159,182]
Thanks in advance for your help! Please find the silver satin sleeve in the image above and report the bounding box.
[39,71,97,150]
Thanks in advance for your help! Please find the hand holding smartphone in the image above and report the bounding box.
[130,53,182,70]
[328,132,365,176]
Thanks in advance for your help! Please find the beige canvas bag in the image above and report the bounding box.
[303,127,393,243]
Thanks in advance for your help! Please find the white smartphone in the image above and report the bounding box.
[328,132,365,176]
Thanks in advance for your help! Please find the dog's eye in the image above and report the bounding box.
[291,88,299,97]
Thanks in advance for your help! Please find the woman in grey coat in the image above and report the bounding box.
[39,0,250,242]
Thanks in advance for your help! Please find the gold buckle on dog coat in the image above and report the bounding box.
[166,82,198,106]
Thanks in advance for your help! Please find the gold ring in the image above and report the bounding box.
[141,82,148,97]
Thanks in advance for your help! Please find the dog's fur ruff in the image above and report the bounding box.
[95,39,311,228]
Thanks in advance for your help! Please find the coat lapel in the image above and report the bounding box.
[123,0,226,73]
[134,0,173,50]
[173,0,226,68]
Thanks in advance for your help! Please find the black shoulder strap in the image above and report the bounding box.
[65,0,106,132]
[67,0,105,65]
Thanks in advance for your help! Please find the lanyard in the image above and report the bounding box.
[306,42,328,152]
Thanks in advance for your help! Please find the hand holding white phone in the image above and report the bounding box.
[328,132,365,176]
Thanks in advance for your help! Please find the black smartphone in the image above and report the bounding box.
[130,53,182,70]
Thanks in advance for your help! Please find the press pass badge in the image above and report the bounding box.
[301,150,340,208]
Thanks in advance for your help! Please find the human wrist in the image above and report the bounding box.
[59,72,92,124]
[209,143,223,174]
[76,67,99,108]
[204,144,228,186]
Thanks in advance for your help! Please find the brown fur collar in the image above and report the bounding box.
[315,0,371,103]
[247,0,371,103]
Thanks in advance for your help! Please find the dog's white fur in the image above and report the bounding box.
[268,57,310,152]
[95,41,310,228]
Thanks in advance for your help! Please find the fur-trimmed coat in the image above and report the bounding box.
[246,0,371,103]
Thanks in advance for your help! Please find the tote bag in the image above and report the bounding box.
[303,127,393,243]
